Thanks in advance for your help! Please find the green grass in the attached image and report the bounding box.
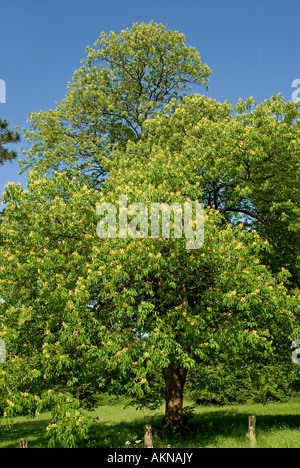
[1,399,300,448]
[0,412,51,448]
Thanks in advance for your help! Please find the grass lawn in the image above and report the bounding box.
[1,399,300,448]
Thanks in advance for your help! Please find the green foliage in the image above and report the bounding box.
[20,21,211,186]
[1,161,299,442]
[144,93,300,286]
[187,361,300,406]
[45,396,90,448]
[1,21,300,445]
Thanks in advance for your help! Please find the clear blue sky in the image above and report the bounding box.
[0,0,299,196]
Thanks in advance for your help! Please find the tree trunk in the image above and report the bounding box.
[162,363,187,429]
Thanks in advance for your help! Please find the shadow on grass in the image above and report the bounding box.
[86,408,300,448]
[1,407,300,448]
[86,413,163,448]
[187,409,300,448]
[0,418,49,448]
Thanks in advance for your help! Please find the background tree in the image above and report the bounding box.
[0,119,20,165]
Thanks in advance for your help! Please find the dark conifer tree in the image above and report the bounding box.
[0,119,20,165]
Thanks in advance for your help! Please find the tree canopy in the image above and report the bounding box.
[20,21,211,187]
[143,94,300,287]
[0,22,299,447]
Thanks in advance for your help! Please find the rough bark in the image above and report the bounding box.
[162,363,187,429]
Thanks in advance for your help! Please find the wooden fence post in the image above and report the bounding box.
[144,424,153,448]
[246,415,257,448]
[19,438,28,448]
